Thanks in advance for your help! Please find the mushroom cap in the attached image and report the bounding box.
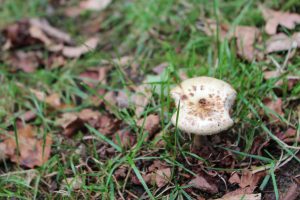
[171,76,237,135]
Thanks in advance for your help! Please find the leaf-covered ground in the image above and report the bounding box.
[0,0,300,199]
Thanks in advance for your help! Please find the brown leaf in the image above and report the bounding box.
[239,170,265,190]
[80,0,111,11]
[250,136,270,156]
[229,172,241,184]
[89,112,118,135]
[263,70,282,80]
[262,98,284,122]
[197,19,261,61]
[106,86,152,115]
[276,128,299,143]
[78,109,100,122]
[1,125,52,168]
[29,18,72,44]
[0,142,8,160]
[113,129,136,148]
[197,19,229,40]
[234,26,261,61]
[18,110,37,122]
[214,192,261,200]
[148,160,167,172]
[114,165,128,180]
[263,70,300,90]
[137,114,160,139]
[65,0,111,17]
[103,91,118,112]
[2,20,39,49]
[56,109,104,136]
[79,67,108,87]
[152,62,169,74]
[189,175,218,194]
[60,177,83,190]
[56,113,83,137]
[281,182,300,200]
[265,33,300,53]
[46,55,66,68]
[8,51,42,73]
[45,93,62,108]
[29,25,53,46]
[155,168,171,187]
[116,91,130,108]
[260,5,300,35]
[62,37,99,58]
[132,85,152,117]
[29,89,71,110]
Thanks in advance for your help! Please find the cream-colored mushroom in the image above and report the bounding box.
[171,76,237,147]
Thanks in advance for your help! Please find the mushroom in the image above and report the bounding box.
[170,76,237,148]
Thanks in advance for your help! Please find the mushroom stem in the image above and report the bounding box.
[193,135,208,148]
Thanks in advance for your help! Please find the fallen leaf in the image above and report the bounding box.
[110,56,134,67]
[114,165,128,180]
[18,110,37,122]
[8,51,42,73]
[143,173,155,185]
[155,168,171,187]
[29,18,72,43]
[3,20,39,49]
[1,125,52,168]
[29,88,46,100]
[65,0,111,17]
[197,19,262,61]
[152,62,169,75]
[260,5,300,35]
[46,55,66,68]
[61,177,83,190]
[2,18,72,50]
[115,91,130,108]
[79,66,108,87]
[28,89,71,110]
[62,37,99,58]
[189,174,218,194]
[263,69,300,89]
[80,0,111,11]
[56,112,82,136]
[137,114,160,139]
[229,172,241,184]
[57,109,117,137]
[113,129,136,148]
[281,182,300,200]
[262,98,284,122]
[148,160,168,172]
[234,26,261,61]
[45,93,62,108]
[78,109,100,122]
[214,193,261,200]
[197,19,229,40]
[239,170,265,190]
[276,128,299,143]
[0,142,7,160]
[263,70,282,80]
[81,14,106,35]
[250,135,270,156]
[265,32,299,53]
[29,25,53,46]
[132,85,152,117]
[103,91,118,112]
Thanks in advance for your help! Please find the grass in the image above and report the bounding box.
[0,0,300,199]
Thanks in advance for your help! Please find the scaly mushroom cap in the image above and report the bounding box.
[171,76,237,135]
